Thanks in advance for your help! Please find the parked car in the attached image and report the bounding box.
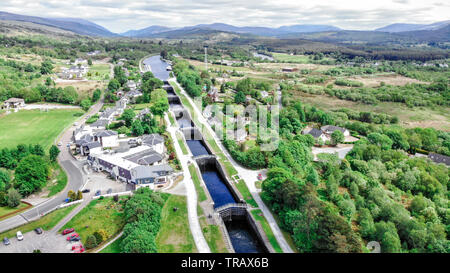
[16,231,23,241]
[81,189,90,193]
[95,190,101,196]
[71,244,84,250]
[67,233,79,241]
[62,228,74,235]
[34,227,43,235]
[257,173,263,180]
[66,143,70,148]
[73,247,85,253]
[106,188,112,194]
[64,198,71,203]
[57,142,62,146]
[3,237,10,245]
[69,237,81,242]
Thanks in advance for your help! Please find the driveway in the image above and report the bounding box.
[83,172,128,195]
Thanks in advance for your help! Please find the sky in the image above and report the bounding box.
[0,0,449,33]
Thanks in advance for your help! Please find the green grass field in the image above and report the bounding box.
[0,205,78,239]
[189,164,207,202]
[251,209,283,253]
[0,203,30,219]
[198,205,228,253]
[99,235,124,253]
[0,109,83,150]
[155,195,197,253]
[60,197,125,245]
[176,132,189,155]
[87,64,110,81]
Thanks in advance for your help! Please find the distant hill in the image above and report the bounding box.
[123,23,342,38]
[121,25,174,37]
[0,11,116,37]
[376,20,450,32]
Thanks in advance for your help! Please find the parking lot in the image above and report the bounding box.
[84,171,130,195]
[0,230,80,253]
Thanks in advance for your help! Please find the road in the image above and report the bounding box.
[0,99,104,233]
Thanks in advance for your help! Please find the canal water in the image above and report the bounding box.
[146,55,264,253]
[143,55,170,81]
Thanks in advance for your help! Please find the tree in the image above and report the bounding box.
[88,58,93,66]
[0,169,10,191]
[234,91,246,104]
[32,144,45,156]
[76,191,83,200]
[93,229,108,243]
[80,99,92,111]
[85,235,98,249]
[121,109,136,127]
[49,145,60,162]
[7,188,21,208]
[131,120,144,136]
[67,190,76,201]
[40,60,54,74]
[14,155,49,196]
[92,89,101,102]
[108,79,120,92]
[331,130,344,146]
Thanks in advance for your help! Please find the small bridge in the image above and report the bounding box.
[214,203,248,220]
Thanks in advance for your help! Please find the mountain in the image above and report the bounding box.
[0,11,116,37]
[376,20,450,32]
[121,25,174,37]
[123,23,342,38]
[277,24,341,33]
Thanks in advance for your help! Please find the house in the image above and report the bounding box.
[141,134,165,154]
[282,68,298,72]
[74,58,87,65]
[80,141,102,156]
[131,164,173,187]
[126,80,137,90]
[93,130,119,148]
[428,153,450,166]
[207,87,219,102]
[126,90,143,102]
[91,118,110,129]
[320,125,350,137]
[2,98,25,110]
[303,128,329,143]
[87,50,101,56]
[137,108,151,120]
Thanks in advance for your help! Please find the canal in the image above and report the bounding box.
[145,55,266,253]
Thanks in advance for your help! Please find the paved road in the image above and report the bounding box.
[0,99,104,233]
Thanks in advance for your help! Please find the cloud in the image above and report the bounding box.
[0,0,448,33]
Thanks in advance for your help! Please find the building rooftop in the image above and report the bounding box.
[94,130,118,137]
[428,152,450,166]
[131,164,173,179]
[306,128,324,138]
[321,125,347,133]
[141,134,164,146]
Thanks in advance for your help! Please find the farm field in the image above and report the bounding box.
[0,109,83,150]
[294,92,450,131]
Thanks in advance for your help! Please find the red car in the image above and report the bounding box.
[66,233,79,241]
[257,173,263,180]
[73,247,85,253]
[62,228,74,235]
[72,244,84,250]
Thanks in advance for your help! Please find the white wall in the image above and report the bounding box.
[101,135,119,148]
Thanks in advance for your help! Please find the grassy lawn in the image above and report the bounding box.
[168,112,176,126]
[272,53,311,63]
[46,162,68,197]
[198,205,228,253]
[0,203,30,219]
[251,209,283,253]
[87,64,110,81]
[176,132,189,155]
[99,235,124,253]
[155,195,198,253]
[0,109,83,150]
[189,164,207,202]
[60,197,125,245]
[0,205,78,239]
[235,179,258,208]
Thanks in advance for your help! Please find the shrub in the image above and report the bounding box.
[85,235,98,249]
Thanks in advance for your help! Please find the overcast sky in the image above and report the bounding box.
[1,0,449,33]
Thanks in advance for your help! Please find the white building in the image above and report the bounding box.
[1,98,25,110]
[320,125,350,137]
[93,130,119,148]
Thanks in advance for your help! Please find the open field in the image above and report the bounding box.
[0,109,83,150]
[87,63,110,81]
[0,205,78,239]
[60,197,125,246]
[347,74,427,87]
[155,195,197,253]
[55,80,105,100]
[294,92,450,131]
[99,235,124,253]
